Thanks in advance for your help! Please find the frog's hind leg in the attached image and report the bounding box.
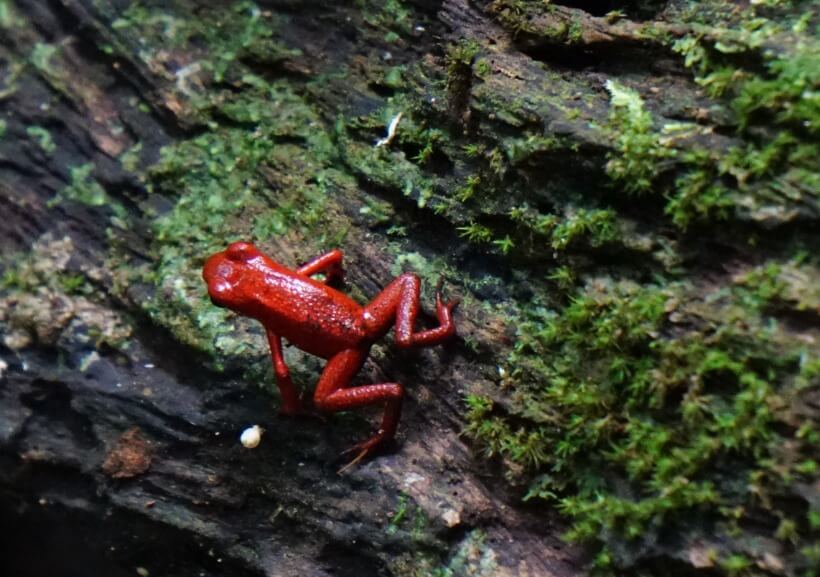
[313,348,404,466]
[363,273,458,348]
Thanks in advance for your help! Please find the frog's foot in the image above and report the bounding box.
[337,433,391,474]
[434,278,460,325]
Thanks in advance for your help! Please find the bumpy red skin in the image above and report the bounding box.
[202,241,458,457]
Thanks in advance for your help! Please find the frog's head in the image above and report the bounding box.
[202,241,263,312]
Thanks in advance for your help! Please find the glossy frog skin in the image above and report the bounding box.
[202,241,458,461]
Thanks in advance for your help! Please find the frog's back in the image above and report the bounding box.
[250,265,366,358]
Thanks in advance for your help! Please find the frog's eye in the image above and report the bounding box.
[226,242,256,262]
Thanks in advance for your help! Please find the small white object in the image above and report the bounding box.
[240,425,264,448]
[0,359,7,379]
[441,509,461,528]
[375,111,403,148]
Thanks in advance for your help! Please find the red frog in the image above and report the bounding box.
[202,241,458,463]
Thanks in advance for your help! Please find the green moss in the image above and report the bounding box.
[83,1,817,573]
[446,39,480,74]
[595,3,819,229]
[504,204,620,256]
[455,173,481,204]
[29,42,57,74]
[492,235,515,255]
[566,18,583,44]
[49,164,127,224]
[26,125,55,153]
[0,0,21,29]
[100,2,355,371]
[140,79,346,363]
[457,221,493,243]
[357,0,414,39]
[112,1,293,86]
[387,493,410,534]
[445,39,480,118]
[119,142,143,173]
[604,80,675,194]
[473,58,491,78]
[503,133,576,167]
[338,108,440,210]
[385,492,430,544]
[466,267,819,572]
[550,208,618,250]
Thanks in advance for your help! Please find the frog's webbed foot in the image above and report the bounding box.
[337,433,392,474]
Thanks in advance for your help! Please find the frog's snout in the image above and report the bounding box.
[208,280,232,307]
[203,253,235,308]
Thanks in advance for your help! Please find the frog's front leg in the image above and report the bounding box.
[313,347,404,462]
[297,249,344,284]
[265,327,303,415]
[363,273,458,347]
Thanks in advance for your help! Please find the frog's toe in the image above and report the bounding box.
[337,434,391,473]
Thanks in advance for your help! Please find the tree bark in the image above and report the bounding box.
[1,1,816,577]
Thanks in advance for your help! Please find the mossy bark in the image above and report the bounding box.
[0,1,817,576]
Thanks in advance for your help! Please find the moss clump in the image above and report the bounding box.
[505,204,619,255]
[112,1,294,84]
[0,234,132,352]
[338,105,440,210]
[104,2,349,369]
[487,1,580,45]
[356,0,415,40]
[25,125,55,153]
[466,265,819,573]
[141,78,346,365]
[604,81,675,194]
[600,3,819,228]
[49,164,128,228]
